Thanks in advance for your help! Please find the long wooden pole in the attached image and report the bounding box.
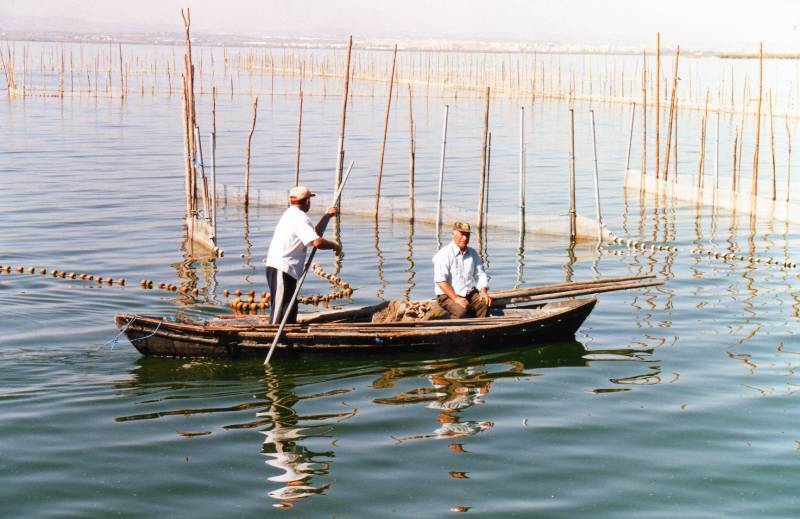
[568,108,577,241]
[625,102,636,173]
[294,85,303,186]
[519,106,526,233]
[374,44,397,217]
[590,110,603,242]
[334,36,353,192]
[752,42,763,197]
[662,46,680,181]
[408,84,415,222]
[655,32,661,179]
[641,50,647,176]
[769,89,776,201]
[436,104,449,245]
[264,162,354,365]
[477,86,490,231]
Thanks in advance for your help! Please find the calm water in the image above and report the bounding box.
[2,43,800,518]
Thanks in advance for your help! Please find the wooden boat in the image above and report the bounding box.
[114,297,597,358]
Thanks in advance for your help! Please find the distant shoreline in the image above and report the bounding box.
[1,31,795,59]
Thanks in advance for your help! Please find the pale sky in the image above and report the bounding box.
[3,0,800,51]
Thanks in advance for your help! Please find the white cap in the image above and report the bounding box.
[288,186,316,200]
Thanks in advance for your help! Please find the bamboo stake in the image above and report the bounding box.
[641,50,647,176]
[752,42,763,197]
[374,44,397,217]
[655,33,661,180]
[769,89,776,201]
[786,119,792,203]
[568,108,577,241]
[408,84,415,222]
[211,86,217,236]
[625,102,636,174]
[662,46,680,181]
[519,106,526,233]
[244,96,259,209]
[334,36,353,192]
[477,86,490,231]
[295,84,303,186]
[590,110,603,242]
[714,112,720,191]
[698,90,710,188]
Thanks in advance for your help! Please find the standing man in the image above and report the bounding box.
[432,221,492,319]
[266,186,341,324]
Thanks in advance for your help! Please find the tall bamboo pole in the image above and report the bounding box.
[662,46,680,181]
[374,44,397,216]
[786,120,792,203]
[655,32,661,180]
[641,50,647,176]
[244,96,259,209]
[568,108,577,241]
[752,42,763,197]
[436,104,450,246]
[590,110,603,242]
[334,36,353,192]
[294,85,303,186]
[408,84,415,222]
[477,86,491,231]
[769,89,776,201]
[519,106,526,233]
[625,102,636,173]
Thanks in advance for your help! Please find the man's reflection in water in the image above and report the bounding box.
[257,379,338,505]
[387,365,499,442]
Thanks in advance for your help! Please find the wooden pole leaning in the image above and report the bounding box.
[625,102,636,176]
[477,86,491,232]
[375,44,398,217]
[590,110,603,243]
[264,161,355,365]
[435,104,449,247]
[752,42,763,197]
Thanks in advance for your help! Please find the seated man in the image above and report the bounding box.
[432,221,491,318]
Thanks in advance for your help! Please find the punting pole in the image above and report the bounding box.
[590,110,603,243]
[436,104,449,247]
[265,161,355,366]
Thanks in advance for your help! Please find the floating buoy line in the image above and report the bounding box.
[0,262,353,314]
[603,229,797,269]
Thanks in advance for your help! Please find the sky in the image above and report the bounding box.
[3,0,800,51]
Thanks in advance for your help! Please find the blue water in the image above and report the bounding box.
[1,42,800,517]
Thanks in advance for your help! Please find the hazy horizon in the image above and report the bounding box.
[2,0,799,52]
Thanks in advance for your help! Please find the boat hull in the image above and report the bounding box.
[114,298,596,358]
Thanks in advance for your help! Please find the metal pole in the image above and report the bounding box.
[436,104,449,246]
[265,161,355,365]
[590,110,603,243]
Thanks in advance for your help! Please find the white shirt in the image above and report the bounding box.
[432,242,489,296]
[266,206,320,279]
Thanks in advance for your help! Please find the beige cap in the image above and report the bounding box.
[289,186,316,201]
[452,221,471,233]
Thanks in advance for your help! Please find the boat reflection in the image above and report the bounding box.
[113,339,656,506]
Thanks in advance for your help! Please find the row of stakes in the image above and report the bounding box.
[604,230,797,269]
[0,263,354,307]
